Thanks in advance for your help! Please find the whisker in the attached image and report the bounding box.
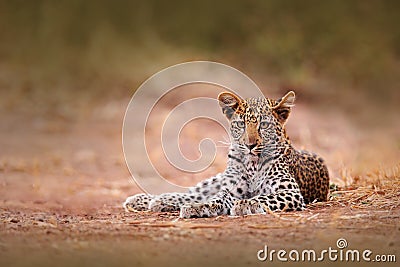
[222,135,231,144]
[217,140,231,146]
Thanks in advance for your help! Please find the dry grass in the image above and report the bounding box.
[327,164,400,209]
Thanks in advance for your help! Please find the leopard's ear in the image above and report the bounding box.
[218,92,243,119]
[273,91,295,124]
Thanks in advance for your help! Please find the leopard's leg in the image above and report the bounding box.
[123,192,200,213]
[149,174,227,212]
[148,192,202,212]
[179,188,239,218]
[123,193,154,212]
[231,189,305,216]
[188,173,226,197]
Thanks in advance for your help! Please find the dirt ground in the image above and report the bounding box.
[0,95,399,267]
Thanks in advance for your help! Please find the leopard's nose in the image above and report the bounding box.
[246,144,257,151]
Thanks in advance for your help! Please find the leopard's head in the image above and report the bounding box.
[218,91,295,157]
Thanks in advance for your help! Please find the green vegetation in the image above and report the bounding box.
[0,0,399,112]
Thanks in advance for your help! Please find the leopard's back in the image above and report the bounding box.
[288,149,329,203]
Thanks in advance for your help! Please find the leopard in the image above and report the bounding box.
[123,91,329,218]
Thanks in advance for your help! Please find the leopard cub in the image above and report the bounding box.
[123,91,329,218]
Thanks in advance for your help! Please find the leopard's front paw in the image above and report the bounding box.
[148,198,180,212]
[123,193,154,212]
[179,203,221,219]
[230,199,265,216]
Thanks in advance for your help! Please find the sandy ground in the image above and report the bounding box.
[0,95,399,267]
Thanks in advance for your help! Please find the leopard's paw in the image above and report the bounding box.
[123,193,153,212]
[230,199,265,216]
[148,198,180,212]
[179,203,221,218]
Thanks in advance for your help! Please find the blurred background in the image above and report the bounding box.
[0,0,399,115]
[0,0,399,205]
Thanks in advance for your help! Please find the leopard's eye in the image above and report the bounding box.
[234,121,245,128]
[259,121,268,129]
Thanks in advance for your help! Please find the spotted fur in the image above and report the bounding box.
[123,91,330,218]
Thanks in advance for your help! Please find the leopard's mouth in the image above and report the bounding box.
[246,151,260,159]
[250,151,260,156]
[248,147,262,157]
[243,149,261,158]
